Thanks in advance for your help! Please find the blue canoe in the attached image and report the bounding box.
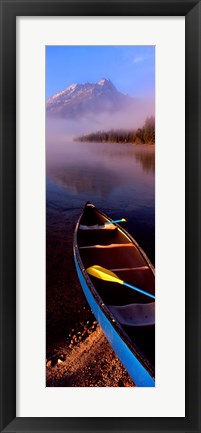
[73,202,155,387]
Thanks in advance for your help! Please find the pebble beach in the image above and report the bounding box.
[46,213,134,387]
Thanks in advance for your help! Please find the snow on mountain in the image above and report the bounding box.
[46,78,133,119]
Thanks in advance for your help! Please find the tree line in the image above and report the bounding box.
[75,116,155,144]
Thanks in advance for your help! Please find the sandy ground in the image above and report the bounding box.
[46,326,134,387]
[46,216,134,387]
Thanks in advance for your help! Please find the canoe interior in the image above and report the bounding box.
[77,204,155,374]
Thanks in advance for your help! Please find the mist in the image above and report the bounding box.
[46,95,155,143]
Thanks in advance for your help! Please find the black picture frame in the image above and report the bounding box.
[0,0,200,432]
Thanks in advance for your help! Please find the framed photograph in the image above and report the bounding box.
[0,0,200,432]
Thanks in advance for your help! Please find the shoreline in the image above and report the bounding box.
[46,326,134,387]
[46,219,135,387]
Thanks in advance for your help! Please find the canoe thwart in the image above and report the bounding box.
[80,243,133,249]
[79,224,117,231]
[110,266,149,271]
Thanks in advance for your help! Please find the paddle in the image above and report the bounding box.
[86,265,155,300]
[104,218,126,225]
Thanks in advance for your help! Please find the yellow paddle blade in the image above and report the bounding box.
[121,218,126,222]
[86,265,124,285]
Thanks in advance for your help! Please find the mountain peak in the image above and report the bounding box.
[46,78,131,118]
[98,78,111,85]
[97,78,116,89]
[66,83,78,91]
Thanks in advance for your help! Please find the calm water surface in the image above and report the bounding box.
[46,140,155,264]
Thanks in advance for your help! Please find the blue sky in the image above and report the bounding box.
[46,46,155,100]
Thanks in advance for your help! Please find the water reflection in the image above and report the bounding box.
[47,141,155,197]
[134,149,155,173]
[48,164,121,197]
[46,140,155,265]
[73,142,155,174]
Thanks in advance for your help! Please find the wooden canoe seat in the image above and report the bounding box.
[108,302,155,327]
[80,244,147,270]
[79,224,116,231]
[80,243,132,249]
[110,266,149,271]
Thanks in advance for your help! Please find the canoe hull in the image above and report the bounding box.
[74,252,155,387]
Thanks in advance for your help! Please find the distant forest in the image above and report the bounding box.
[75,116,155,145]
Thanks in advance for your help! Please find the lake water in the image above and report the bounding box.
[47,140,155,264]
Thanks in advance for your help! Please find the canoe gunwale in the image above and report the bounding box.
[73,203,155,379]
